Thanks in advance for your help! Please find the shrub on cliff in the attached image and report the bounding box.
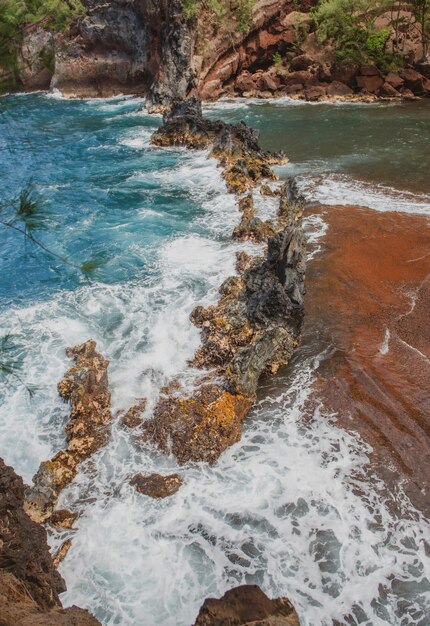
[183,0,255,33]
[313,0,403,70]
[0,0,84,90]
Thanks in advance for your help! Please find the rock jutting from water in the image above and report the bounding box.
[191,585,300,626]
[24,340,112,523]
[0,457,101,625]
[140,98,306,465]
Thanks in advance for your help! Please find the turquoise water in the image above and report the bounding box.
[1,94,430,626]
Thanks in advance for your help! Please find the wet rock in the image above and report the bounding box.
[151,97,287,195]
[121,399,147,429]
[52,539,72,569]
[49,509,78,529]
[130,473,183,498]
[0,458,65,609]
[142,383,254,464]
[25,340,112,523]
[191,585,300,626]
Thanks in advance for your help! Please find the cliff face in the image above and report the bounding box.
[13,0,430,102]
[49,0,195,102]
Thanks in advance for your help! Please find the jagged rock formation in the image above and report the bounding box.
[142,99,305,464]
[191,585,300,625]
[25,340,111,523]
[0,458,100,625]
[130,472,183,497]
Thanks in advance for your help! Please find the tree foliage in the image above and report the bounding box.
[313,0,412,69]
[0,0,84,85]
[183,0,255,33]
[412,0,430,60]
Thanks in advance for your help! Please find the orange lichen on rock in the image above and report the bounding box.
[25,340,112,523]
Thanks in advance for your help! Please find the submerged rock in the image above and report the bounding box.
[191,585,300,625]
[130,473,183,498]
[0,457,100,625]
[25,340,112,523]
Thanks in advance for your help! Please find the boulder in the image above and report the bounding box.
[257,73,279,92]
[331,63,358,87]
[359,63,381,76]
[235,72,257,93]
[281,70,311,86]
[356,74,384,93]
[378,82,400,97]
[285,83,303,95]
[191,585,300,626]
[130,473,183,498]
[327,81,353,96]
[305,85,327,100]
[400,68,430,95]
[385,72,404,89]
[290,54,314,71]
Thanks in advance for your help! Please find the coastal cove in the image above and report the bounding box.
[1,93,430,625]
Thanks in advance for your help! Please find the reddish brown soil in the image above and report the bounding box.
[305,204,430,516]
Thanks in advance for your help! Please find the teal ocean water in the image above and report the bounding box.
[1,93,429,626]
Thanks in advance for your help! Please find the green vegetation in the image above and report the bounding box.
[183,0,255,33]
[0,0,84,87]
[314,0,430,69]
[313,0,398,69]
[412,0,430,60]
[272,51,283,68]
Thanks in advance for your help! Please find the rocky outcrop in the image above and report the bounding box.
[143,99,305,464]
[191,585,300,625]
[25,340,111,523]
[151,98,288,193]
[130,473,183,497]
[0,458,100,625]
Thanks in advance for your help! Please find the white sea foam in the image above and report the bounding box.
[56,351,430,626]
[1,99,429,626]
[297,172,430,215]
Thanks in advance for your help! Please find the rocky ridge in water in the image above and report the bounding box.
[24,340,112,524]
[135,98,306,464]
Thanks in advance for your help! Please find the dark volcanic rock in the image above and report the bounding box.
[0,458,65,609]
[130,473,183,498]
[191,585,300,625]
[152,97,288,194]
[0,458,100,625]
